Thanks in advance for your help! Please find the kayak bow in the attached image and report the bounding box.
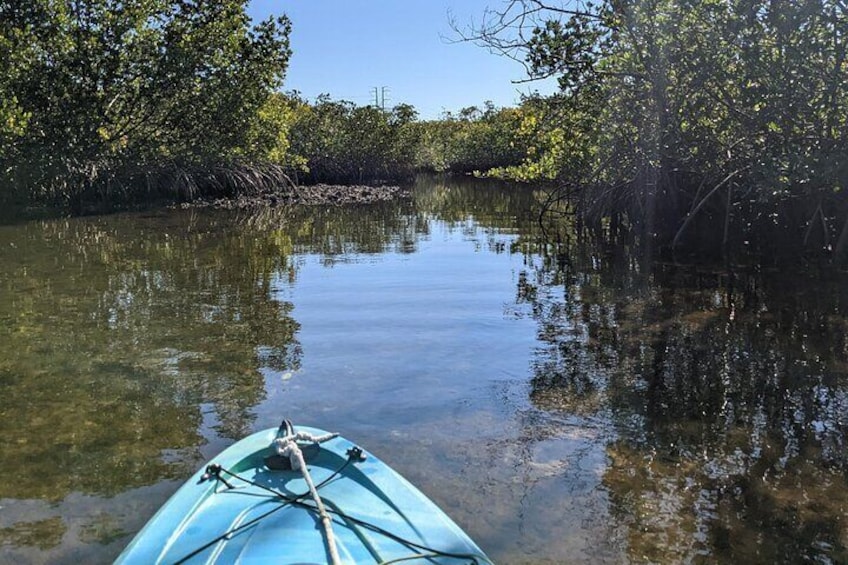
[117,421,491,564]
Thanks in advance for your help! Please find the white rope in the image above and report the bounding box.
[275,431,341,565]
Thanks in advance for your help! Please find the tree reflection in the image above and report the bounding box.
[521,249,848,562]
[0,178,509,504]
[0,210,301,500]
[411,174,540,231]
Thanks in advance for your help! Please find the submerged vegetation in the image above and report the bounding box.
[1,0,847,266]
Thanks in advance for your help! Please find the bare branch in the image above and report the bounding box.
[447,0,606,82]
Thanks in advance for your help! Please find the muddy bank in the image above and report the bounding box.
[180,183,409,209]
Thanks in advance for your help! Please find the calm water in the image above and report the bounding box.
[1,176,846,564]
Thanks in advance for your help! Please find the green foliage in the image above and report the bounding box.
[243,92,300,166]
[471,0,848,261]
[487,95,588,182]
[0,0,291,203]
[416,102,528,175]
[285,95,421,184]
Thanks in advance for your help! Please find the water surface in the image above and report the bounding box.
[0,176,846,563]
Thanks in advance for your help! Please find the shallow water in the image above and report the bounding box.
[0,176,846,563]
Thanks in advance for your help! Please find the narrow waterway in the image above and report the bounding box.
[0,176,846,563]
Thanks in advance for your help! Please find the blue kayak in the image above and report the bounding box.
[117,422,491,564]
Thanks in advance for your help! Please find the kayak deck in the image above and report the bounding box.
[117,425,490,564]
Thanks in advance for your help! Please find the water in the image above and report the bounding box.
[0,176,846,563]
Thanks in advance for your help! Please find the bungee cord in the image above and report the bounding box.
[171,421,493,565]
[172,457,354,565]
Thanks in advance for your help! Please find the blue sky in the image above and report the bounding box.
[247,1,558,119]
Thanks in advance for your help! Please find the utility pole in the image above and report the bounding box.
[372,86,390,110]
[380,86,390,111]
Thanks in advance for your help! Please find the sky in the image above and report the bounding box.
[247,1,559,119]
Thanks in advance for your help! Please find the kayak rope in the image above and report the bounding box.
[275,429,342,565]
[214,468,493,565]
[174,421,493,565]
[172,457,353,565]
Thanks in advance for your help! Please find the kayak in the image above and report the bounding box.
[116,421,491,564]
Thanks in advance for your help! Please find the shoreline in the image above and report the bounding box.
[177,183,410,210]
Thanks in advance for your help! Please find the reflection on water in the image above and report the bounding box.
[0,517,65,551]
[0,175,846,563]
[521,251,848,563]
[0,211,300,499]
